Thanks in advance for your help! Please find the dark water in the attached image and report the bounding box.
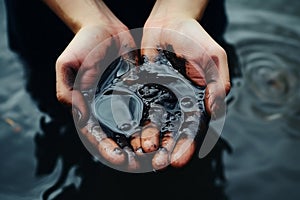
[93,55,206,138]
[222,0,300,200]
[90,55,208,172]
[0,0,300,199]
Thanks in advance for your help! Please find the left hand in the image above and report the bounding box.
[140,16,231,169]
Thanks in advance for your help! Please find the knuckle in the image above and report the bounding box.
[218,46,227,58]
[55,55,66,70]
[208,45,227,60]
[55,55,75,71]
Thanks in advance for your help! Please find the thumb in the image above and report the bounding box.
[56,58,90,128]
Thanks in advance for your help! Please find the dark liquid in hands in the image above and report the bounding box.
[92,52,209,148]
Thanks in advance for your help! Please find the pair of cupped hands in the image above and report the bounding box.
[55,16,230,172]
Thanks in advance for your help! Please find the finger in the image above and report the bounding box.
[123,146,140,172]
[141,27,162,62]
[81,123,126,166]
[169,118,198,168]
[141,122,160,153]
[152,131,175,171]
[98,137,126,165]
[130,131,144,156]
[56,56,79,106]
[56,57,90,127]
[80,121,100,148]
[117,30,139,64]
[170,133,196,168]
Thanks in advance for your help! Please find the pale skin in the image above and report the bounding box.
[42,0,231,171]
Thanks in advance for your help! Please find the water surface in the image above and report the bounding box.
[222,0,300,199]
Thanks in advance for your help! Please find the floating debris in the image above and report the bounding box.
[2,117,22,133]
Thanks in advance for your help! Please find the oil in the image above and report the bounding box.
[92,51,209,148]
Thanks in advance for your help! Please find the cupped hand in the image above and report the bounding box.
[55,24,143,171]
[141,17,231,169]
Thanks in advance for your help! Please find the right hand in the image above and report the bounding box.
[55,24,142,171]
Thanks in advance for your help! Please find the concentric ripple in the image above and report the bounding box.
[226,9,300,126]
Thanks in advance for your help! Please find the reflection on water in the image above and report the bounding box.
[223,0,300,199]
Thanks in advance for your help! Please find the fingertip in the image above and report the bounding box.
[152,147,170,171]
[123,146,141,172]
[170,136,196,168]
[98,138,126,165]
[141,123,160,153]
[130,132,144,156]
[152,131,175,170]
[142,139,159,153]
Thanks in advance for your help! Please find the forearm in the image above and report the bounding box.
[148,0,209,21]
[42,0,125,33]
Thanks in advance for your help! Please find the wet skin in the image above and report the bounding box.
[86,51,210,172]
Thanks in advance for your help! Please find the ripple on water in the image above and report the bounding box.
[225,8,300,134]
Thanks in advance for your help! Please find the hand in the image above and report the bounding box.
[55,24,142,171]
[140,15,231,169]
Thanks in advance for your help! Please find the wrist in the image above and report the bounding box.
[72,1,128,33]
[147,0,209,23]
[43,0,127,33]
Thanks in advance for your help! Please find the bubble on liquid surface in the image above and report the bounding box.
[92,52,208,142]
[93,87,143,138]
